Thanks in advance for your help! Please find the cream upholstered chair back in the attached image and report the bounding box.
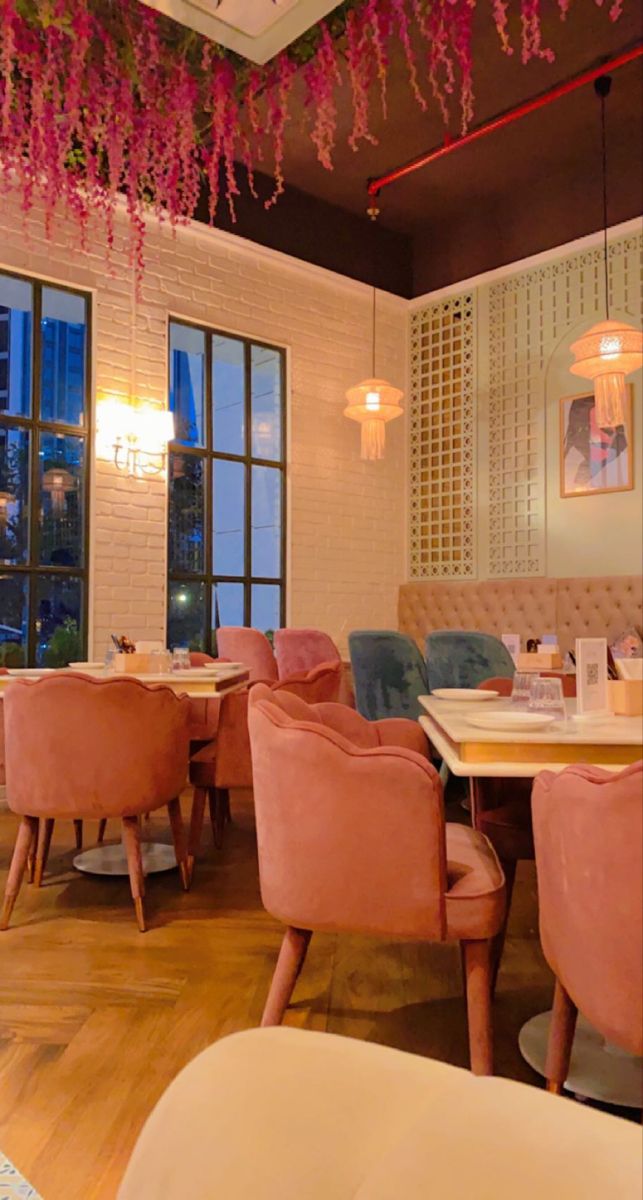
[118,1027,643,1200]
[399,575,642,657]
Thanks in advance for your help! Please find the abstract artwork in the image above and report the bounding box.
[560,387,634,498]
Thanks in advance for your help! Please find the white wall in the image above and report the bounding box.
[545,315,643,578]
[0,194,407,657]
[410,221,643,583]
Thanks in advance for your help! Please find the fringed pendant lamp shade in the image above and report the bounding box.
[570,319,643,428]
[345,289,403,460]
[344,378,404,460]
[570,76,642,428]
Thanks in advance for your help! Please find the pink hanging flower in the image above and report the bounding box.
[264,51,297,208]
[391,0,427,109]
[520,0,555,64]
[346,7,378,151]
[491,0,514,52]
[303,22,341,170]
[0,0,630,282]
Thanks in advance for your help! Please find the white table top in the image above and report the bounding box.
[0,666,249,698]
[419,695,643,778]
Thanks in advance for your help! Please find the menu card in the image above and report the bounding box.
[501,633,521,664]
[576,637,609,716]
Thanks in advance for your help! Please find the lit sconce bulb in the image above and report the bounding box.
[599,334,623,359]
[365,389,381,412]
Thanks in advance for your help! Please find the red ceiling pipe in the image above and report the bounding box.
[367,43,643,199]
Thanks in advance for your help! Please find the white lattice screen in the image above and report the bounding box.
[409,293,476,578]
[409,229,642,580]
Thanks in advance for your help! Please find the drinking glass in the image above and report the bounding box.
[510,672,533,706]
[149,649,165,674]
[528,676,566,720]
[172,646,190,671]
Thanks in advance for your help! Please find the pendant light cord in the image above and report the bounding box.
[596,76,611,320]
[372,282,377,377]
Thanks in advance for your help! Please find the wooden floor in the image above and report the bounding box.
[0,788,553,1200]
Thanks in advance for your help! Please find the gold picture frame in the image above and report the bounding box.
[560,384,634,498]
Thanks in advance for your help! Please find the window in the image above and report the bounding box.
[0,272,90,667]
[167,319,286,651]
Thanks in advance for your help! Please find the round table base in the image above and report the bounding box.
[73,843,178,877]
[519,1011,643,1108]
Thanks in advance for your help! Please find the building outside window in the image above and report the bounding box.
[0,272,90,667]
[167,318,286,652]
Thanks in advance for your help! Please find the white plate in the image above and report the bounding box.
[431,688,499,701]
[7,668,55,676]
[466,711,557,732]
[197,662,244,672]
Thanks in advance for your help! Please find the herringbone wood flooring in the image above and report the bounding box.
[0,790,552,1200]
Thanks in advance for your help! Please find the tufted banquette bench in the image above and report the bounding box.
[399,576,643,658]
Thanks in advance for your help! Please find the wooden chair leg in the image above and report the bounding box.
[167,798,190,892]
[97,819,107,844]
[462,938,494,1075]
[73,819,83,850]
[34,818,55,888]
[209,789,227,851]
[187,788,207,882]
[491,858,517,996]
[261,927,312,1027]
[545,978,578,1095]
[122,816,146,932]
[1,816,39,930]
[27,822,37,884]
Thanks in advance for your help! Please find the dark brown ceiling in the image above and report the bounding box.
[198,5,643,296]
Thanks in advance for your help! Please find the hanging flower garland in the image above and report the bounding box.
[0,0,626,283]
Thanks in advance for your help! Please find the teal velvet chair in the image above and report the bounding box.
[348,631,429,721]
[425,631,515,693]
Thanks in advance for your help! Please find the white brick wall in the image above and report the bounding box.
[0,195,407,657]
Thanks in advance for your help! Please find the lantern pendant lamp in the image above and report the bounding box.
[569,76,643,428]
[344,287,403,460]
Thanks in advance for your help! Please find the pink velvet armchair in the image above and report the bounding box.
[215,627,278,682]
[1,674,191,932]
[187,667,424,875]
[187,663,344,874]
[274,628,341,678]
[532,761,643,1093]
[247,686,506,1074]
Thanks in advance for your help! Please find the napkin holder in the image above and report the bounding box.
[112,652,157,673]
[516,650,563,670]
[608,679,643,716]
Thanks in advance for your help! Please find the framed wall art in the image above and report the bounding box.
[560,385,634,498]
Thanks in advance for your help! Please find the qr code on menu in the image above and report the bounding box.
[586,662,599,686]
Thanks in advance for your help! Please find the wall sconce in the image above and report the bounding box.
[96,399,175,477]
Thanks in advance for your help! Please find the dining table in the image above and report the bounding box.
[418,691,643,1108]
[0,662,249,877]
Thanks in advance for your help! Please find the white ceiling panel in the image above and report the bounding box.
[138,0,338,63]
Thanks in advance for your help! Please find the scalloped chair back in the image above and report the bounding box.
[426,631,514,692]
[216,627,278,682]
[348,630,428,720]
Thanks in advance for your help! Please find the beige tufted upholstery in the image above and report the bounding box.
[399,576,642,657]
[555,577,643,656]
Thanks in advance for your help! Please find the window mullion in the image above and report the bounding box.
[243,339,252,627]
[205,333,213,649]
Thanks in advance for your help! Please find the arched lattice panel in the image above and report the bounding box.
[409,293,476,579]
[487,232,642,578]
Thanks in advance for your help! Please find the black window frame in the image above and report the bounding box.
[167,316,287,652]
[0,269,91,666]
